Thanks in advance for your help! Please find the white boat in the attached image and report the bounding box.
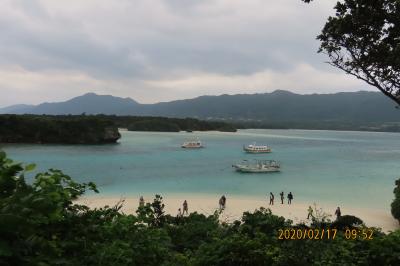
[243,143,272,153]
[232,160,280,173]
[181,139,203,149]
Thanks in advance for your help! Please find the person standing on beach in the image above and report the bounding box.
[139,196,145,207]
[219,195,227,210]
[335,207,341,220]
[176,208,183,224]
[307,206,313,219]
[219,197,224,210]
[269,192,274,205]
[183,200,188,215]
[280,191,284,204]
[287,192,293,205]
[222,195,226,208]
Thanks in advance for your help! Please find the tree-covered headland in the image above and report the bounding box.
[0,152,399,266]
[107,115,237,132]
[0,115,121,144]
[0,115,236,144]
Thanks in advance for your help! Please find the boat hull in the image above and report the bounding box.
[243,149,272,154]
[232,165,280,173]
[181,145,203,149]
[243,145,272,153]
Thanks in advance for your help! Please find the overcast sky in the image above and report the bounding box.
[0,0,372,107]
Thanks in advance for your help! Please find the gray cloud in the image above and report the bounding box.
[0,0,372,107]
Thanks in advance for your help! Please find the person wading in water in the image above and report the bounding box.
[280,191,284,204]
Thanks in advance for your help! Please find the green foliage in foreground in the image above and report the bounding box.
[1,152,400,266]
[391,178,400,223]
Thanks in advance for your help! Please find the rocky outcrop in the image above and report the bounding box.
[100,127,121,143]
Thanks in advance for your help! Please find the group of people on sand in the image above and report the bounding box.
[177,200,189,217]
[140,195,342,221]
[177,195,227,217]
[269,191,293,205]
[139,195,227,218]
[181,195,227,216]
[307,205,342,220]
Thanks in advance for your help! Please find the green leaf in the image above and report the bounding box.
[0,150,6,161]
[24,163,36,172]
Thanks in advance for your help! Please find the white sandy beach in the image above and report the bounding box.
[77,194,399,233]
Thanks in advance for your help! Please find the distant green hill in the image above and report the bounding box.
[1,90,399,131]
[142,90,400,123]
[0,104,35,114]
[1,93,140,115]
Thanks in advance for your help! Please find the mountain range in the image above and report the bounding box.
[1,90,400,130]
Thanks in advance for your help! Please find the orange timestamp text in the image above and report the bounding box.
[277,228,374,240]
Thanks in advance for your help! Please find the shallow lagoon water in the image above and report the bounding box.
[2,129,400,210]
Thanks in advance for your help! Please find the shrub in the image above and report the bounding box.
[391,178,400,223]
[331,215,364,230]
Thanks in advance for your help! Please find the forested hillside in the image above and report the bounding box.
[2,91,400,132]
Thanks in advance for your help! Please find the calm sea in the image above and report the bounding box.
[2,129,400,210]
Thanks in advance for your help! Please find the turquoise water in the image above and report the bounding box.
[2,129,400,210]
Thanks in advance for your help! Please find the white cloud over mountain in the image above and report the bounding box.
[0,0,370,106]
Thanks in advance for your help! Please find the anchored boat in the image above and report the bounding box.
[181,139,203,149]
[243,143,272,153]
[232,160,280,173]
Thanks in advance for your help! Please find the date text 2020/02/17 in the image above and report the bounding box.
[277,228,374,240]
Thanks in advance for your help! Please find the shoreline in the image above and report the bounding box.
[121,129,400,135]
[77,194,399,233]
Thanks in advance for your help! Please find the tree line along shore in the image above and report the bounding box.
[2,114,400,146]
[0,115,236,144]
